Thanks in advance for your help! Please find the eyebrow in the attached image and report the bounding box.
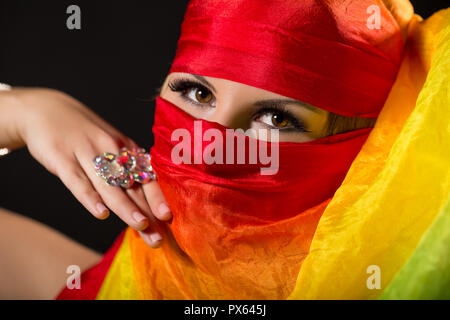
[253,99,322,114]
[192,74,321,113]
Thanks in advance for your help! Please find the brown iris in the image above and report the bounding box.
[194,88,213,104]
[271,113,290,128]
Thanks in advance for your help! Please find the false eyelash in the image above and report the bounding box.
[168,78,211,95]
[254,106,311,133]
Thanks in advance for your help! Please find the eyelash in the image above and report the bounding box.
[167,78,310,133]
[168,78,214,107]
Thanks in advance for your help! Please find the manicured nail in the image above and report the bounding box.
[158,202,171,218]
[150,232,162,242]
[96,203,109,219]
[133,211,147,223]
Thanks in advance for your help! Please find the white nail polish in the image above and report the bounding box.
[133,211,147,223]
[150,233,162,242]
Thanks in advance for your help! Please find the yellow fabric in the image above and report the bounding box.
[96,229,141,299]
[288,9,450,299]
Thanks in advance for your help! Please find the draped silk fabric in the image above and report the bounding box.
[55,1,450,300]
[170,0,409,118]
[122,97,370,299]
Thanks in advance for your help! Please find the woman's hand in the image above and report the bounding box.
[4,87,171,248]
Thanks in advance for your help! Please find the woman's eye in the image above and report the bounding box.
[186,87,213,104]
[168,79,214,105]
[256,112,293,129]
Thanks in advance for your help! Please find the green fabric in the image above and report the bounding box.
[381,194,450,299]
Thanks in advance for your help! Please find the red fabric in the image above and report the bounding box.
[55,229,126,300]
[125,96,373,298]
[170,0,405,117]
[151,96,371,221]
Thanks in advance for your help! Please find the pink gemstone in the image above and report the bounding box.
[117,147,155,184]
[135,152,152,172]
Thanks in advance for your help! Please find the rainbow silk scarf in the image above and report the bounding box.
[56,6,450,300]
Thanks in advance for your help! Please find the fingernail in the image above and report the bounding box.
[150,232,162,242]
[132,211,147,223]
[96,203,109,219]
[158,202,171,217]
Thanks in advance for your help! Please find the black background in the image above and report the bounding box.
[0,0,448,253]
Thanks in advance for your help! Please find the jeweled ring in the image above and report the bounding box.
[93,147,156,189]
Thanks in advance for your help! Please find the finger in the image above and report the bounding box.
[56,91,138,152]
[76,142,150,231]
[79,109,139,151]
[142,180,172,221]
[138,229,163,249]
[57,158,110,220]
[121,137,141,153]
[126,187,164,248]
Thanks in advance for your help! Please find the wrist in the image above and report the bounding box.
[0,87,28,150]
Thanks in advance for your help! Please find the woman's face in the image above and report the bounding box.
[159,72,329,142]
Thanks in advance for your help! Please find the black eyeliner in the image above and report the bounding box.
[254,106,311,133]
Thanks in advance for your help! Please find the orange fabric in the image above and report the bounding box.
[128,200,329,299]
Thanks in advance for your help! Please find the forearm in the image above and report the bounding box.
[0,88,26,151]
